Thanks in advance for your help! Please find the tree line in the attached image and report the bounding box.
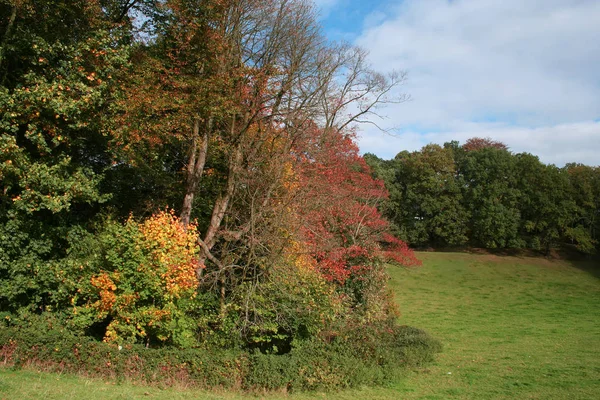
[365,138,600,254]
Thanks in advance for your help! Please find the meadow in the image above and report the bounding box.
[1,252,599,399]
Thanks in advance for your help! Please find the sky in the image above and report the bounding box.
[313,0,600,166]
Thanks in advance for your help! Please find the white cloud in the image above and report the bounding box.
[352,0,600,166]
[357,121,600,166]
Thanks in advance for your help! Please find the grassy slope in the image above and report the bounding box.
[1,252,599,399]
[385,252,600,400]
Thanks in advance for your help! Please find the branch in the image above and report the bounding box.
[197,237,225,270]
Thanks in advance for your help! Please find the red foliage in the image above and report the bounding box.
[463,137,508,152]
[292,127,420,284]
[381,233,421,267]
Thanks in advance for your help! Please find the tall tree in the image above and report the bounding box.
[564,163,600,253]
[463,137,509,152]
[459,147,522,248]
[515,154,575,254]
[114,0,405,271]
[367,145,468,247]
[0,0,129,312]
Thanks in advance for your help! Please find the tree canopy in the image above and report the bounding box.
[366,138,600,254]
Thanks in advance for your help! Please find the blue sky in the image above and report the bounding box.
[313,0,600,166]
[316,0,388,40]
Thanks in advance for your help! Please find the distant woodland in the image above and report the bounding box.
[366,138,599,254]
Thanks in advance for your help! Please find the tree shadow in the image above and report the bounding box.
[417,246,600,279]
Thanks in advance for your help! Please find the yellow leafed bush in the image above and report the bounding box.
[80,210,202,346]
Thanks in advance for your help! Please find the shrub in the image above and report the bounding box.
[0,313,441,392]
[225,246,345,353]
[243,322,442,391]
[0,314,247,389]
[67,210,204,346]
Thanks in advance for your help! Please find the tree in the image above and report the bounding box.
[113,0,407,302]
[289,127,419,320]
[367,145,468,247]
[460,147,522,248]
[515,154,575,254]
[0,0,129,313]
[462,137,508,152]
[0,0,418,351]
[564,163,600,253]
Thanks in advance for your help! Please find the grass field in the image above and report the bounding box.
[1,252,599,399]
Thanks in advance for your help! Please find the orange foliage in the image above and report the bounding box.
[90,273,117,315]
[86,210,203,344]
[139,210,202,298]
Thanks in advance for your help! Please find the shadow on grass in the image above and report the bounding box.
[567,259,600,280]
[415,245,600,279]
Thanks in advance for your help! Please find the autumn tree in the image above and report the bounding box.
[1,0,422,353]
[462,137,509,152]
[87,0,409,349]
[292,128,419,309]
[114,0,405,273]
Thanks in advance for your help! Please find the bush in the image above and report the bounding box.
[225,249,344,353]
[0,314,247,389]
[246,339,389,391]
[65,210,205,347]
[243,322,442,391]
[0,314,441,392]
[333,322,443,368]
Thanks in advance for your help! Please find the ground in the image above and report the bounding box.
[1,252,599,399]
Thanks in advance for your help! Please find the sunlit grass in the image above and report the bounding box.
[384,252,600,399]
[2,252,599,399]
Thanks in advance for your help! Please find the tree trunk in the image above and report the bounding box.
[195,136,243,278]
[0,4,17,71]
[180,117,209,226]
[203,139,243,250]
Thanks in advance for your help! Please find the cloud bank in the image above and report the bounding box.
[349,0,600,166]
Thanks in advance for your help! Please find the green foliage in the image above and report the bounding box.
[0,0,130,314]
[0,313,248,389]
[565,225,597,254]
[367,142,600,254]
[225,259,343,353]
[565,164,600,253]
[515,154,575,253]
[65,212,204,347]
[246,322,441,391]
[461,147,522,248]
[387,145,469,247]
[0,313,440,392]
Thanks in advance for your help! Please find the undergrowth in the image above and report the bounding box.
[0,314,441,393]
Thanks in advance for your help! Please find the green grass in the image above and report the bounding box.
[2,252,599,399]
[384,252,600,400]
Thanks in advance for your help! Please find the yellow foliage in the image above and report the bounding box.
[139,209,201,298]
[87,210,203,344]
[284,239,316,272]
[281,161,300,193]
[90,273,117,316]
